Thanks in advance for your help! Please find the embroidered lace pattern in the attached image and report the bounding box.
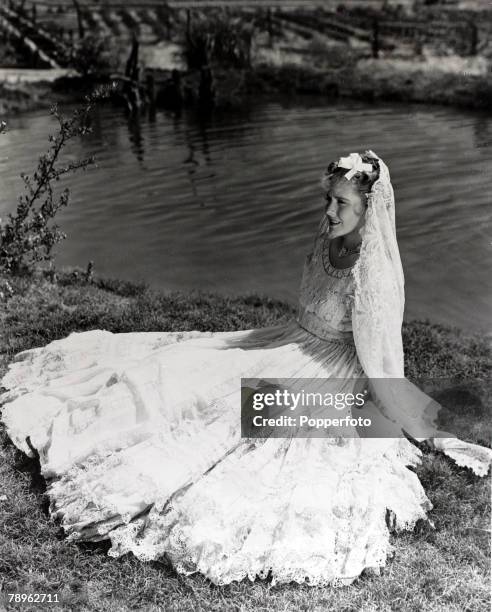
[296,227,355,343]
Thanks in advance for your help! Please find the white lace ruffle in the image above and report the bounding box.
[104,437,432,587]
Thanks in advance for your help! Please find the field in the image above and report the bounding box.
[1,0,490,70]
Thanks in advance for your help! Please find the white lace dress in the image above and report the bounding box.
[0,233,466,586]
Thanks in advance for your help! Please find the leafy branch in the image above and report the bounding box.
[0,86,112,274]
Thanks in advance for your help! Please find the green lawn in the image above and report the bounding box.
[0,269,490,611]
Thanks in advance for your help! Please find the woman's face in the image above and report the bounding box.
[323,178,366,238]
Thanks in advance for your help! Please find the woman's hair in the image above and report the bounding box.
[321,151,380,203]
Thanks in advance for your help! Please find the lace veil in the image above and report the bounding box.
[351,150,405,379]
[346,150,491,475]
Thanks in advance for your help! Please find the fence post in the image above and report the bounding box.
[372,17,379,59]
[166,14,171,40]
[468,21,478,56]
[72,0,85,39]
[414,29,423,57]
[267,8,273,47]
[186,8,191,42]
[125,33,139,82]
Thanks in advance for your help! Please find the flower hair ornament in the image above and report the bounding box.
[322,150,381,206]
[335,152,374,181]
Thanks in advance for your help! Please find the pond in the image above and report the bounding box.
[1,97,491,335]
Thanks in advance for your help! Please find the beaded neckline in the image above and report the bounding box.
[321,234,355,278]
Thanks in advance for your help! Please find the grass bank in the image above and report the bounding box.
[0,76,91,115]
[0,269,490,611]
[0,81,60,115]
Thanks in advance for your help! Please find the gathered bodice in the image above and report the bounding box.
[296,231,355,341]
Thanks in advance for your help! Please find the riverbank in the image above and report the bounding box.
[0,71,82,114]
[248,57,492,109]
[0,267,490,610]
[1,50,492,117]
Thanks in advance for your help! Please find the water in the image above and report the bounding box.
[1,98,491,334]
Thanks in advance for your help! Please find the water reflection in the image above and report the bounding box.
[473,113,492,150]
[0,99,490,334]
[127,114,145,163]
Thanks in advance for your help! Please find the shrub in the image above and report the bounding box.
[183,12,254,70]
[64,34,118,77]
[0,87,111,275]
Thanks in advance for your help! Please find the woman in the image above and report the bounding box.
[1,150,490,587]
